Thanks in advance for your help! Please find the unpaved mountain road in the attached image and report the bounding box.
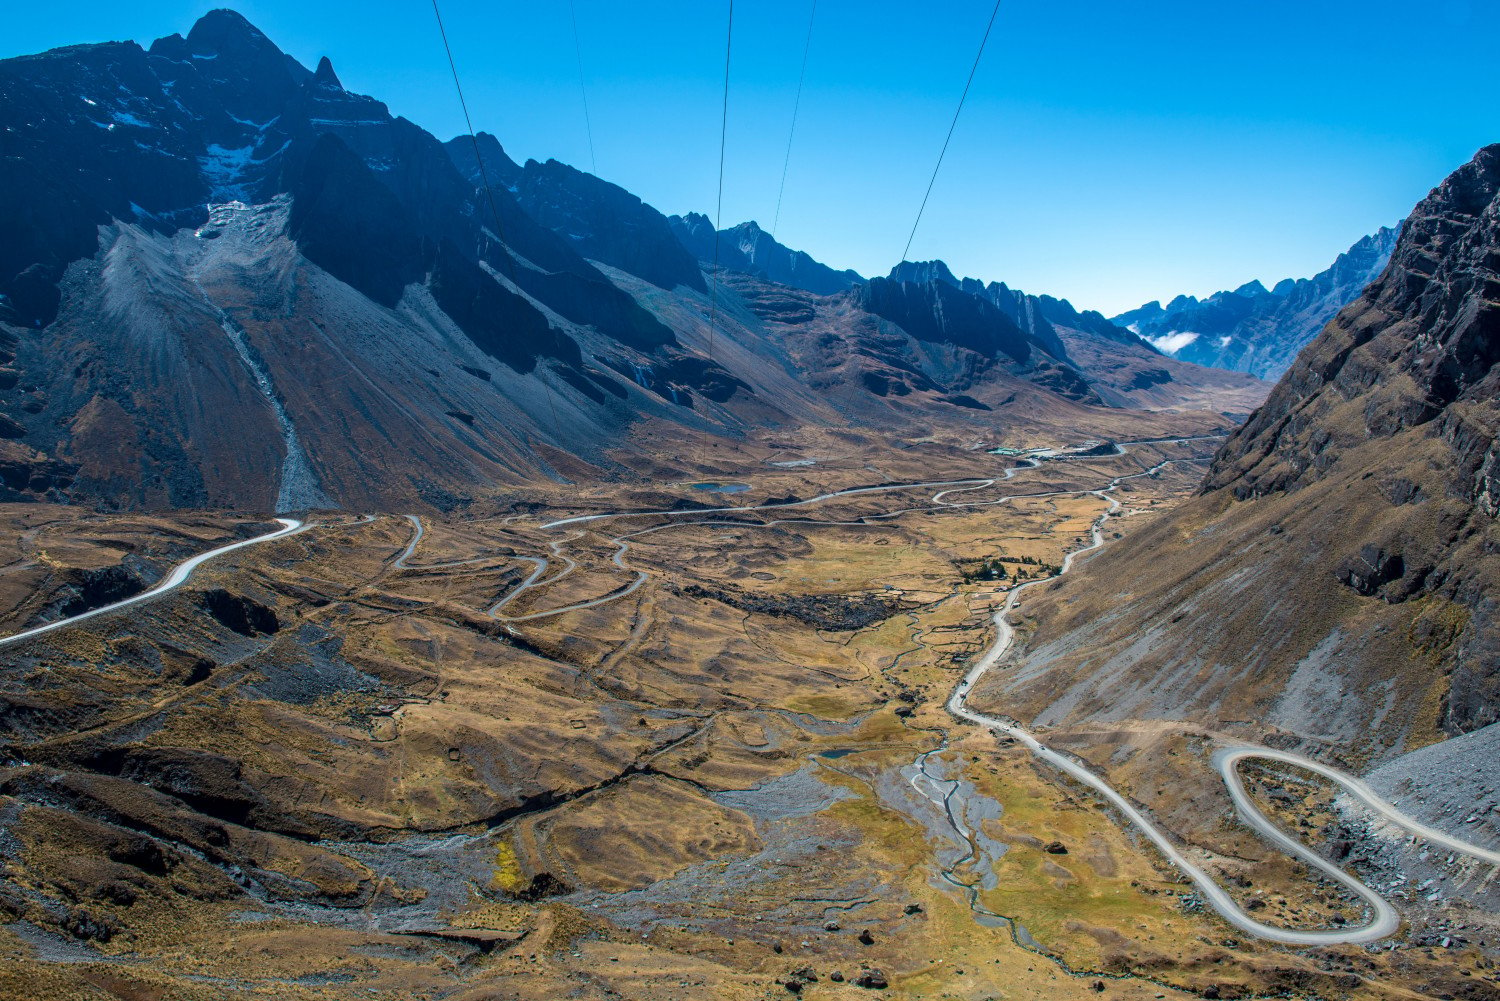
[11,436,1493,948]
[477,437,1500,946]
[0,516,307,650]
[946,464,1500,945]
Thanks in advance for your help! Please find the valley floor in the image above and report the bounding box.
[0,432,1495,1000]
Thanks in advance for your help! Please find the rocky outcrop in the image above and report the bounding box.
[974,146,1500,751]
[856,267,1099,404]
[501,158,706,293]
[670,214,862,295]
[1205,147,1500,505]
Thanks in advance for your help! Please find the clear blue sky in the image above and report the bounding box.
[7,1,1497,314]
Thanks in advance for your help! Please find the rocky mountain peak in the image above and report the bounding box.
[313,55,342,90]
[669,215,861,296]
[1206,143,1500,502]
[184,8,270,49]
[1117,225,1401,379]
[179,7,297,77]
[888,259,959,286]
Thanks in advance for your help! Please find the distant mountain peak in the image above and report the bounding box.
[313,55,342,90]
[184,8,278,55]
[1116,224,1400,379]
[888,260,959,286]
[670,215,862,296]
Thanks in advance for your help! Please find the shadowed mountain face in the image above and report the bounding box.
[878,261,1265,414]
[446,136,706,295]
[972,144,1500,759]
[669,214,864,296]
[854,271,1099,404]
[1114,227,1400,378]
[0,9,1264,512]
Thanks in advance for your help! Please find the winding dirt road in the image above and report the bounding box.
[946,467,1500,945]
[469,438,1500,946]
[0,517,307,650]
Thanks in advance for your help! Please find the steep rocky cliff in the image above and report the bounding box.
[447,139,706,294]
[669,214,863,296]
[973,145,1500,757]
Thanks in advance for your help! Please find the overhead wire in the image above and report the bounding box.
[899,0,1003,266]
[771,0,817,240]
[568,0,598,175]
[706,0,733,362]
[429,0,566,444]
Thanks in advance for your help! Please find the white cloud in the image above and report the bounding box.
[1146,330,1199,354]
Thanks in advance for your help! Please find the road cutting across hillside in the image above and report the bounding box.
[0,517,307,649]
[945,462,1500,945]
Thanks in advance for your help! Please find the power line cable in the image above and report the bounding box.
[568,0,598,175]
[706,0,733,362]
[899,0,1003,266]
[771,0,817,240]
[429,0,565,444]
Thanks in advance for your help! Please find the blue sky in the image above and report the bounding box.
[7,1,1497,314]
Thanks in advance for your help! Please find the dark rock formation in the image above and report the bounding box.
[670,214,862,295]
[855,270,1099,404]
[504,157,705,292]
[58,566,145,617]
[201,589,279,636]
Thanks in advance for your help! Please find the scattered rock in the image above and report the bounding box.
[854,968,889,990]
[511,872,571,902]
[857,929,875,945]
[202,589,279,637]
[679,583,906,631]
[1043,841,1069,855]
[59,564,145,617]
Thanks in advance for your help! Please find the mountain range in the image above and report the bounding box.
[0,9,1269,514]
[2,10,1498,997]
[1114,226,1400,379]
